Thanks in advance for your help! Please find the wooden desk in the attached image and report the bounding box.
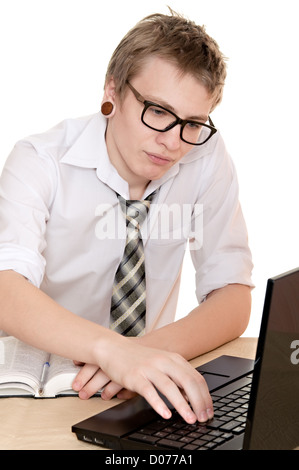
[0,337,257,450]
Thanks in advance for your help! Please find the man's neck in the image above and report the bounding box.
[128,184,149,201]
[105,130,150,200]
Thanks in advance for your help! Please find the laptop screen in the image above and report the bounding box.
[244,268,299,450]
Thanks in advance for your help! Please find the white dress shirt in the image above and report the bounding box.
[0,113,253,333]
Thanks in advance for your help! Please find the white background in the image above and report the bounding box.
[0,0,298,337]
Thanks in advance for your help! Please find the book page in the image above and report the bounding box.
[45,355,103,397]
[0,337,49,395]
[44,354,82,396]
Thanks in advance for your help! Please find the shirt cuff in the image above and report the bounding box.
[195,252,254,304]
[0,243,45,287]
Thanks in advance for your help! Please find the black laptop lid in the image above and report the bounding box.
[244,268,299,450]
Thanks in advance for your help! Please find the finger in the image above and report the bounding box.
[78,368,111,399]
[165,363,214,423]
[72,363,99,391]
[117,389,137,400]
[146,370,198,424]
[72,364,111,399]
[148,355,213,423]
[102,383,137,401]
[180,372,214,423]
[133,376,173,420]
[101,381,123,400]
[170,357,214,421]
[194,378,214,422]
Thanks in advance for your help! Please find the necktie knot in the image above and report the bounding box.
[117,193,155,231]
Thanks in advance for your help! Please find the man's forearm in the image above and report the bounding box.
[0,270,114,365]
[139,284,252,360]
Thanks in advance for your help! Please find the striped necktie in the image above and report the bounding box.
[110,193,155,336]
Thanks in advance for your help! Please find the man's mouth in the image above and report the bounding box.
[146,152,172,166]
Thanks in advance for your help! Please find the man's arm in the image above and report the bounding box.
[75,283,251,400]
[138,283,252,359]
[0,269,213,423]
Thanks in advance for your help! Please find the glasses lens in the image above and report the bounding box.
[182,122,212,145]
[143,105,177,131]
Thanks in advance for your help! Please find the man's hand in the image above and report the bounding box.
[72,339,214,424]
[72,362,136,399]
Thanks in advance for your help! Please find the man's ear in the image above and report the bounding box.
[101,77,117,117]
[103,76,117,102]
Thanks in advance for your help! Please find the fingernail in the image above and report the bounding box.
[163,409,172,420]
[199,410,208,423]
[79,390,88,400]
[185,411,196,424]
[72,381,80,391]
[207,408,214,420]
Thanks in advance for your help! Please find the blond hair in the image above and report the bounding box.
[105,10,227,111]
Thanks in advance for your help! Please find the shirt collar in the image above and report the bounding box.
[60,113,129,195]
[60,113,106,169]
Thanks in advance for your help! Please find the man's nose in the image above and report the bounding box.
[156,124,182,150]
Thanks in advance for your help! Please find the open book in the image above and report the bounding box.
[0,336,97,398]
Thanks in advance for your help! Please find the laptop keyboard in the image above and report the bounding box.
[127,375,252,450]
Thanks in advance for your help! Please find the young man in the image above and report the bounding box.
[0,11,253,424]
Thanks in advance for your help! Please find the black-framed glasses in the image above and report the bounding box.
[126,81,217,146]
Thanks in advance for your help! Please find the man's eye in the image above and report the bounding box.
[149,107,167,117]
[187,122,202,129]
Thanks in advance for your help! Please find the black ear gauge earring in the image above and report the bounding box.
[101,101,114,116]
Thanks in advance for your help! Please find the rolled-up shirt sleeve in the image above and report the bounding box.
[0,140,57,286]
[190,135,254,303]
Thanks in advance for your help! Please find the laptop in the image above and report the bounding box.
[72,268,299,450]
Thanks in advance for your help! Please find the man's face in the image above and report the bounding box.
[105,57,214,190]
